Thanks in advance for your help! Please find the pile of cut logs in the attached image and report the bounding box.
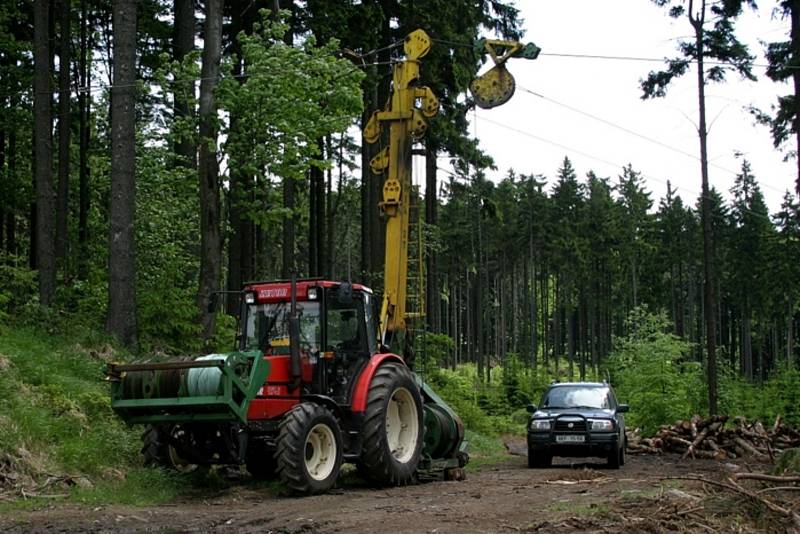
[626,415,800,460]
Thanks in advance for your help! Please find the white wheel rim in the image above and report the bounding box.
[385,387,419,464]
[305,423,337,481]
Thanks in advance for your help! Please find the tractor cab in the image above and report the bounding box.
[239,280,380,407]
[240,280,377,356]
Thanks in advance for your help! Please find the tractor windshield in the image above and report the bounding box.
[243,301,321,354]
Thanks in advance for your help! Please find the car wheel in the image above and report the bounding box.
[607,445,622,469]
[527,448,551,468]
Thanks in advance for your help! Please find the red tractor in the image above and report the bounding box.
[108,278,466,494]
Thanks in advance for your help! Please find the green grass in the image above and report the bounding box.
[0,326,186,507]
[463,430,510,468]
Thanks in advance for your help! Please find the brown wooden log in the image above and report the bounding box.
[697,414,728,430]
[772,414,782,434]
[733,437,768,459]
[689,414,701,439]
[664,435,693,452]
[683,421,722,459]
[732,473,800,483]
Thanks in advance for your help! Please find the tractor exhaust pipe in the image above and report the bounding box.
[288,271,302,392]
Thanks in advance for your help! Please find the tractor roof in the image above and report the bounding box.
[243,279,372,303]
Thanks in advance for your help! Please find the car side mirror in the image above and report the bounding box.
[617,404,629,413]
[526,403,537,413]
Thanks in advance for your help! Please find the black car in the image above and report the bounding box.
[526,382,628,469]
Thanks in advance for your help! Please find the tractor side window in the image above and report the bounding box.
[327,301,368,353]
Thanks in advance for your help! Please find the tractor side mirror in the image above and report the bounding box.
[526,403,537,413]
[617,404,629,413]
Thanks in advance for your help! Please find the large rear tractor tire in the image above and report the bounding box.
[360,363,424,485]
[276,403,343,494]
[141,424,196,472]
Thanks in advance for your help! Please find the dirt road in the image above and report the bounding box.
[0,449,773,533]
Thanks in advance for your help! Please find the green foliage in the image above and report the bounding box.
[417,332,454,376]
[0,256,36,326]
[426,363,519,436]
[605,307,697,434]
[773,448,800,475]
[218,14,364,226]
[0,328,141,481]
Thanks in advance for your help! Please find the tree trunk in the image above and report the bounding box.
[694,14,718,415]
[197,0,224,341]
[326,135,335,276]
[282,170,295,278]
[788,294,795,370]
[78,0,90,265]
[567,294,575,380]
[173,0,196,169]
[107,0,138,346]
[360,106,373,280]
[34,0,56,306]
[791,1,800,199]
[5,106,16,255]
[425,145,439,332]
[309,139,325,277]
[55,0,71,263]
[0,120,4,253]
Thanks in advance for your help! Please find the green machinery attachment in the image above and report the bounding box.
[106,351,269,424]
[416,374,469,480]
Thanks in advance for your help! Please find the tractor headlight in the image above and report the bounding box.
[589,419,613,431]
[530,419,552,431]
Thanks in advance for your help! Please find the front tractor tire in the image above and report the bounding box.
[276,403,343,494]
[360,363,424,486]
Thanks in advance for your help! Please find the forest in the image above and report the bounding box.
[1,0,800,447]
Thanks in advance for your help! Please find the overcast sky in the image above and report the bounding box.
[462,1,794,213]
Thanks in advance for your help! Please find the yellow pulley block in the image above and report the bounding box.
[364,110,381,144]
[415,86,439,118]
[409,110,428,140]
[370,146,389,175]
[469,64,516,109]
[404,29,431,60]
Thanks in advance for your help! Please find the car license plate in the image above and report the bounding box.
[556,434,585,443]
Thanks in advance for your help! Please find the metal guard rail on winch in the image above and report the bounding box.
[106,351,269,424]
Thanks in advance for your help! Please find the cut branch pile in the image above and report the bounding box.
[665,473,800,528]
[626,414,800,460]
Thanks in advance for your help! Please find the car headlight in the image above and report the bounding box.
[589,419,613,431]
[530,419,552,431]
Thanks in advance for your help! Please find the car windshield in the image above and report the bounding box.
[542,386,610,410]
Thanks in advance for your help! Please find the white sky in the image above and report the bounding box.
[464,0,794,213]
